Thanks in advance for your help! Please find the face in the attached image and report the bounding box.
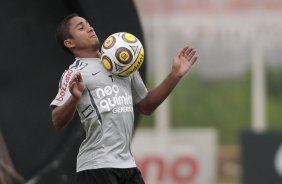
[66,16,100,52]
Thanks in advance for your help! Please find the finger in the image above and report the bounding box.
[70,75,77,85]
[184,47,194,56]
[71,72,81,83]
[187,50,197,61]
[72,74,78,83]
[188,50,196,59]
[177,46,189,58]
[69,81,75,91]
[76,71,81,77]
[190,56,198,65]
[75,72,84,82]
[77,73,82,82]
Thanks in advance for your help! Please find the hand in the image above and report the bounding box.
[69,72,85,100]
[172,46,197,79]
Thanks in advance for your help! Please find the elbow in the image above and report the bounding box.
[51,109,66,130]
[53,123,64,131]
[141,109,153,116]
[138,106,154,116]
[52,118,65,130]
[136,101,155,116]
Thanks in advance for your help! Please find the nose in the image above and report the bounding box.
[88,25,94,32]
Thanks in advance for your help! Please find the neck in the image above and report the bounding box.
[74,50,101,59]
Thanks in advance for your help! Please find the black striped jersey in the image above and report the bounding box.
[50,58,148,172]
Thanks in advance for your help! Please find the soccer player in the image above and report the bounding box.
[50,13,197,184]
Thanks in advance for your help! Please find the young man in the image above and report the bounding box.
[50,13,197,184]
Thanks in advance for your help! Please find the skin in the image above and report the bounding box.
[52,16,197,130]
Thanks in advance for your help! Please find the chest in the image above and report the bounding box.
[82,68,132,100]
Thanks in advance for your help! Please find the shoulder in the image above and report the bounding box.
[69,59,89,70]
[57,69,77,89]
[130,71,144,82]
[57,60,82,88]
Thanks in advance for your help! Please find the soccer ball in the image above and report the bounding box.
[101,32,144,77]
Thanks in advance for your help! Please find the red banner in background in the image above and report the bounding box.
[137,0,282,13]
[132,129,218,184]
[137,155,199,183]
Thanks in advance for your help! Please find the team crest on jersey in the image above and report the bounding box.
[70,60,88,70]
[77,62,88,70]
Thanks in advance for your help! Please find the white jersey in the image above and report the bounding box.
[50,58,148,172]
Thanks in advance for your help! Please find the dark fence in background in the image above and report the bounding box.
[0,0,145,183]
[241,131,282,184]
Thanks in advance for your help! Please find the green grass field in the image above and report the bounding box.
[138,67,282,145]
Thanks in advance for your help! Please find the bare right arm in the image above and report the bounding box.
[52,96,80,130]
[52,72,85,130]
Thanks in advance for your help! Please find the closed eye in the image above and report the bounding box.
[75,21,85,30]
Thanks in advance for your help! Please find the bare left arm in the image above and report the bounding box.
[136,46,197,115]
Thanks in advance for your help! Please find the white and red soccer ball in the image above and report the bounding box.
[101,32,144,77]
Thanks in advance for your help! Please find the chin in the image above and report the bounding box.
[92,41,100,50]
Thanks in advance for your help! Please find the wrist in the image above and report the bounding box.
[70,95,80,103]
[169,71,182,82]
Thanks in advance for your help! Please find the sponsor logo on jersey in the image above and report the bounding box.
[56,69,73,102]
[92,71,100,76]
[96,84,133,113]
[82,105,94,118]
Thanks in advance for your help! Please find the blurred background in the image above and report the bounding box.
[133,0,282,184]
[0,0,282,184]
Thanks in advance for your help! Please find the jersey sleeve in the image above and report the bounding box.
[49,68,78,110]
[131,71,148,104]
